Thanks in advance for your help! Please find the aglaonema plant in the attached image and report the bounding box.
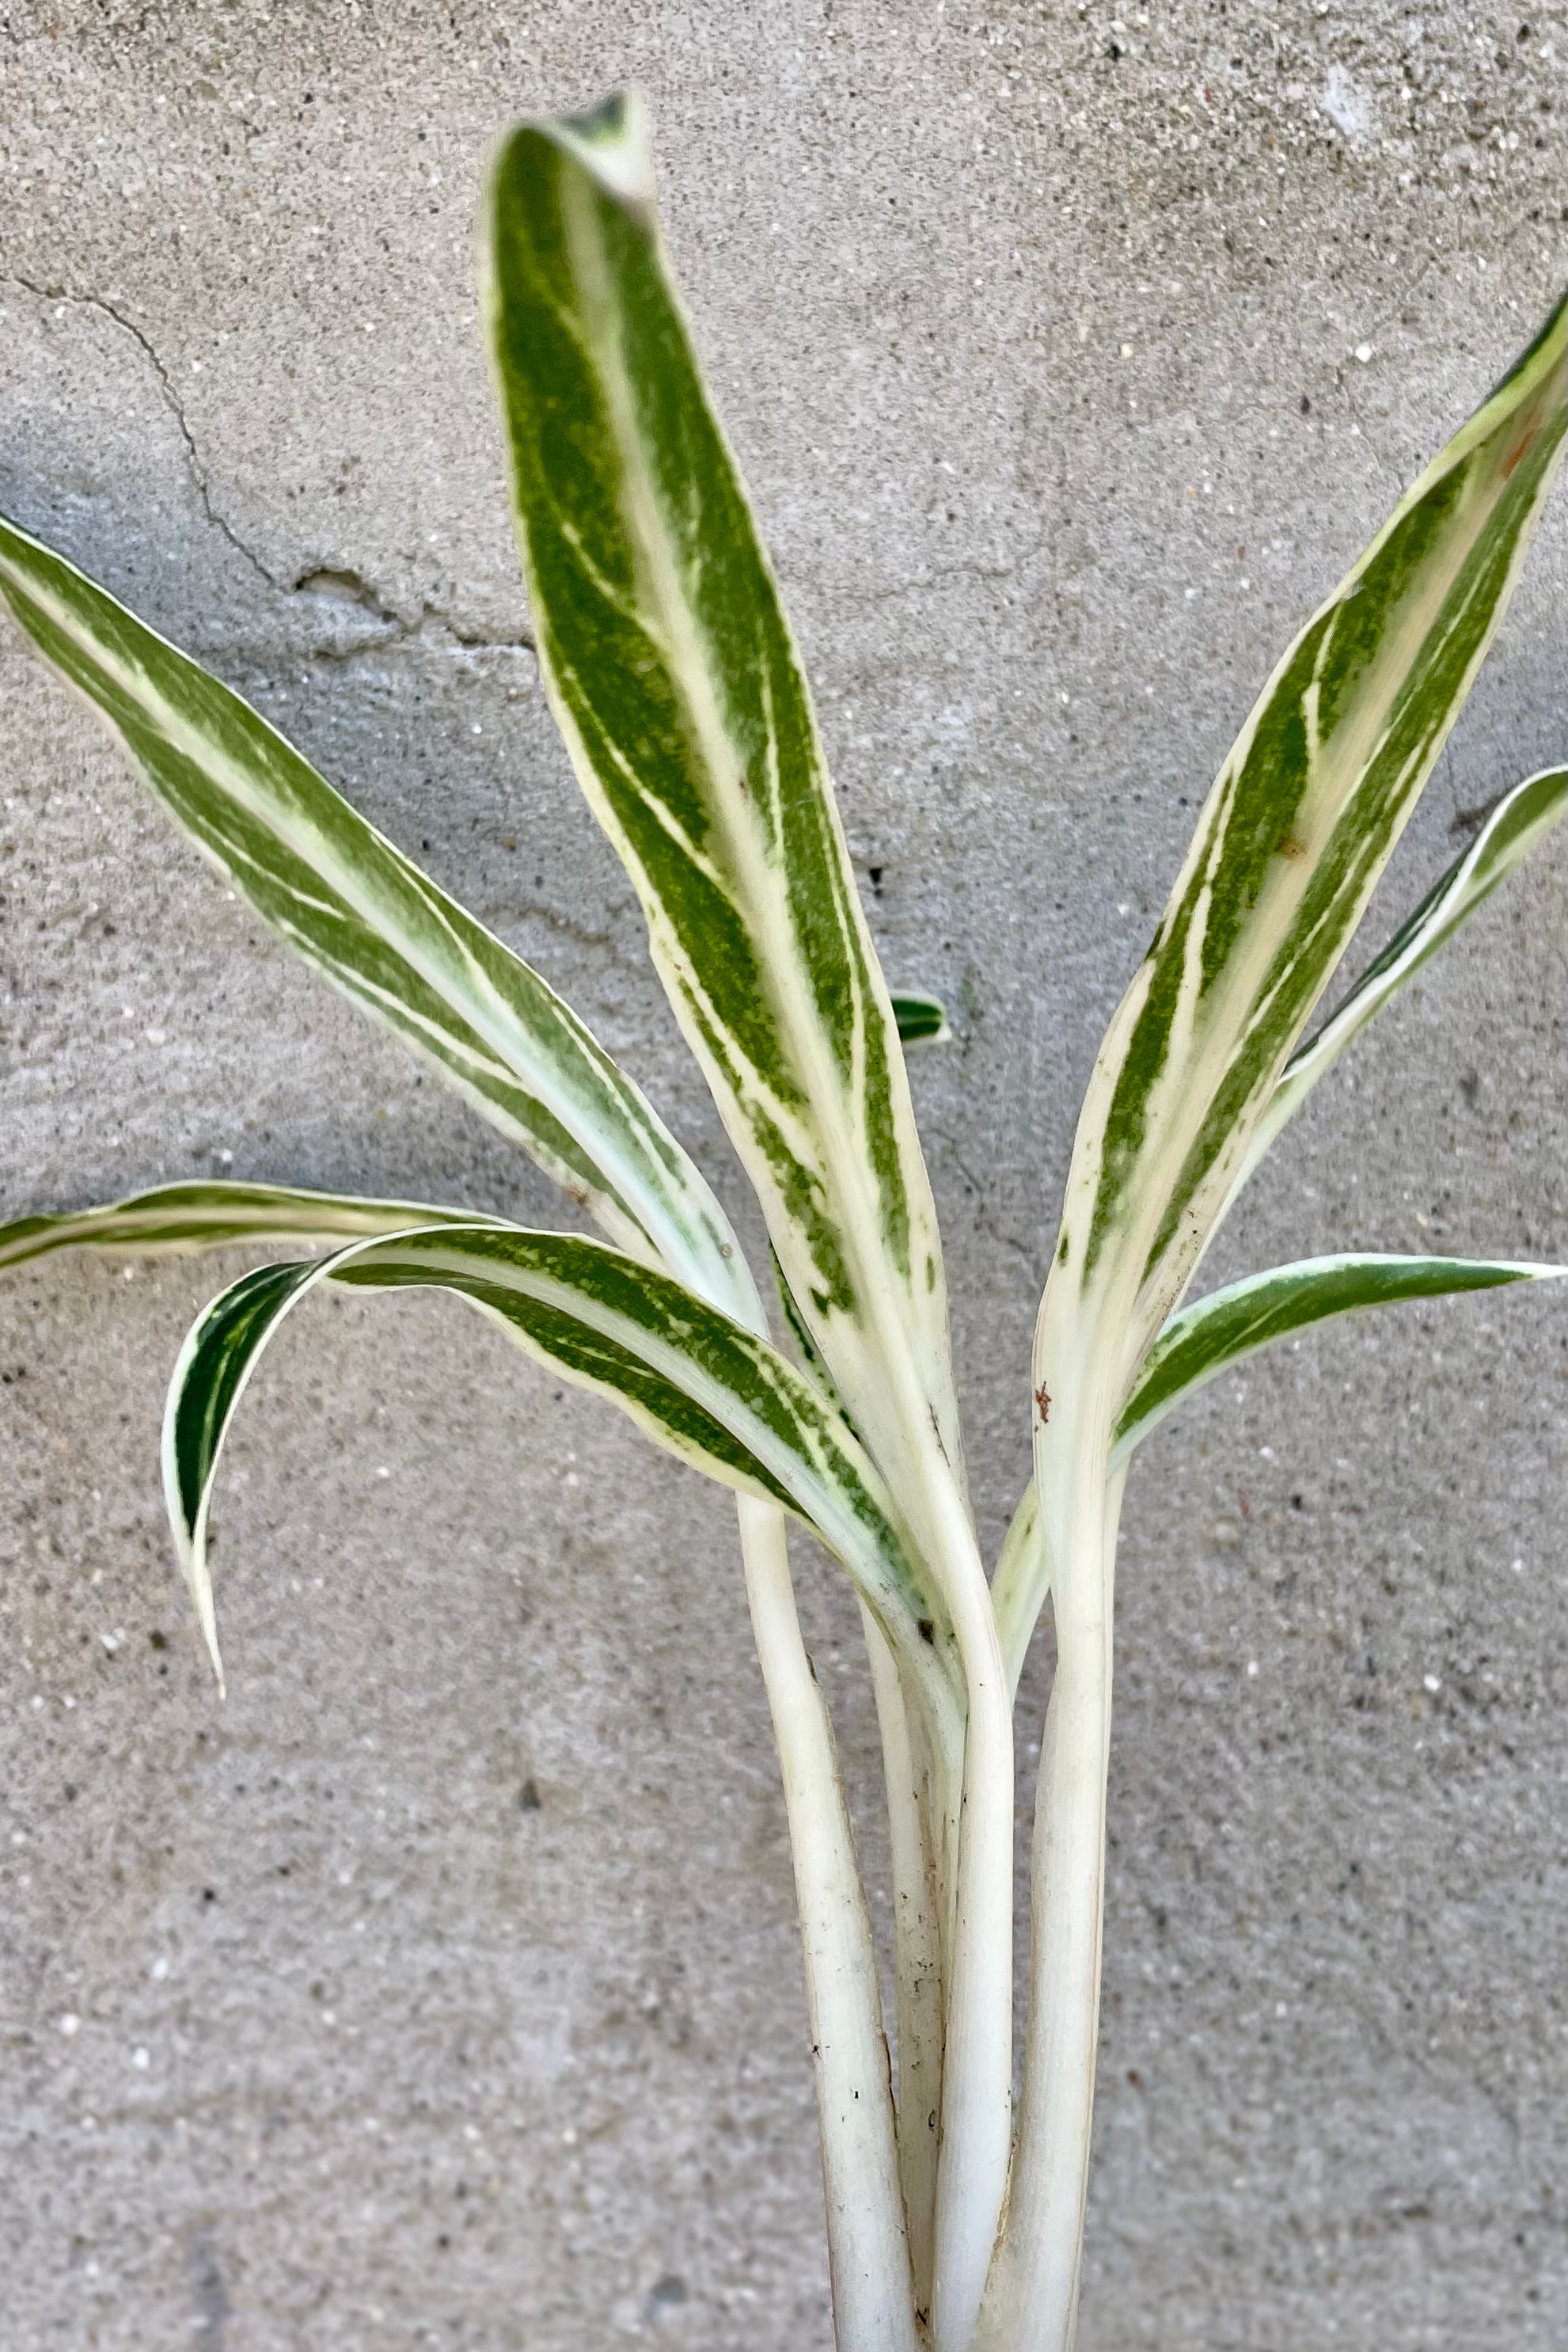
[1,93,1563,2352]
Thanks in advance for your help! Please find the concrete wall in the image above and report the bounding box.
[2,5,1563,2346]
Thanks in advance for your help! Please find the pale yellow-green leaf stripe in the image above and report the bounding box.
[0,512,756,1323]
[486,95,962,1510]
[1113,1251,1568,1465]
[1054,297,1565,1374]
[163,1224,961,1740]
[0,1177,510,1272]
[1234,763,1568,1193]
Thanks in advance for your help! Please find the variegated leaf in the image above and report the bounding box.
[165,1224,961,1738]
[0,513,755,1321]
[892,990,951,1047]
[993,312,1567,2349]
[487,97,963,1517]
[997,1243,1568,1720]
[1233,763,1568,1195]
[772,1246,857,1426]
[1114,1251,1568,1465]
[1048,298,1566,1382]
[0,1178,508,1273]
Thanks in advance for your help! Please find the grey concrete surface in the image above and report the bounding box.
[1,4,1563,2346]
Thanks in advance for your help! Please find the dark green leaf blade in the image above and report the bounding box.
[1237,764,1568,1187]
[163,1223,959,1726]
[487,96,962,1509]
[892,991,951,1047]
[0,514,754,1317]
[1114,1251,1568,1463]
[1054,300,1566,1374]
[0,1178,509,1273]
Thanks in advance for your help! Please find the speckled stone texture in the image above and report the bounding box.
[1,5,1563,2347]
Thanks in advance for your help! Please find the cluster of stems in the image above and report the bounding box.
[747,1273,1125,2352]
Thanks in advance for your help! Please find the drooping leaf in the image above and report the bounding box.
[1113,1251,1568,1464]
[0,1178,509,1273]
[0,513,756,1320]
[1046,298,1566,1384]
[1233,764,1568,1193]
[892,990,951,1047]
[487,96,963,1518]
[164,1223,961,1735]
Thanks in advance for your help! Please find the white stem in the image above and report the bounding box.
[991,1476,1045,1699]
[976,1460,1126,2352]
[863,1603,946,2327]
[738,1498,920,2352]
[928,1468,1016,2352]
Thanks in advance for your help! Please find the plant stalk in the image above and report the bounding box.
[863,1603,947,2327]
[926,1464,1016,2352]
[976,1430,1126,2352]
[737,1498,920,2352]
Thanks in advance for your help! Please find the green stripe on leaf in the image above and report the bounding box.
[487,97,962,1522]
[163,1224,959,1729]
[1114,1252,1567,1464]
[1233,765,1568,1193]
[891,991,951,1047]
[0,1180,511,1273]
[1055,297,1565,1364]
[0,513,756,1324]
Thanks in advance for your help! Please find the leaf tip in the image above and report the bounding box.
[547,88,656,225]
[891,990,951,1048]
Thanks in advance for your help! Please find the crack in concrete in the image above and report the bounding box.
[6,277,536,662]
[8,273,292,593]
[844,553,1023,610]
[934,1127,1042,1275]
[1333,358,1399,492]
[293,567,534,663]
[504,898,618,952]
[1449,785,1510,838]
[186,2225,230,2352]
[304,606,536,666]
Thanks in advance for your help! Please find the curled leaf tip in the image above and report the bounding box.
[546,89,655,221]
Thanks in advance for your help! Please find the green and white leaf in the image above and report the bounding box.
[0,514,755,1322]
[165,1223,960,1732]
[1232,763,1568,1195]
[997,316,1567,2342]
[891,990,951,1047]
[1046,298,1566,1384]
[772,1245,859,1427]
[487,97,963,1521]
[0,1177,511,1273]
[1113,1250,1568,1465]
